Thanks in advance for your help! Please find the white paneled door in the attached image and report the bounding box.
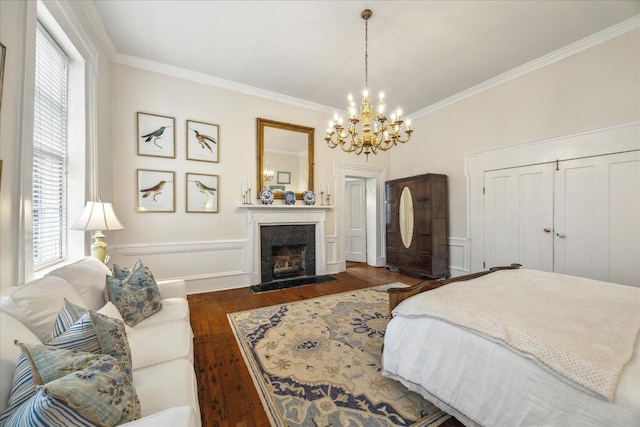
[345,179,367,262]
[484,164,554,272]
[484,151,639,286]
[554,152,640,285]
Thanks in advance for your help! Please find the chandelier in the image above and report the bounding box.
[325,9,412,159]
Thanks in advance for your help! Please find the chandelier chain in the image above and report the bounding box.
[364,18,368,90]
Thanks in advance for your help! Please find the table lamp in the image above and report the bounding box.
[71,201,125,262]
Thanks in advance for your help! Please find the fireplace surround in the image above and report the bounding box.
[242,205,331,285]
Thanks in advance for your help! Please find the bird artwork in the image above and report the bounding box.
[141,126,171,149]
[190,128,216,153]
[194,180,217,204]
[140,180,166,202]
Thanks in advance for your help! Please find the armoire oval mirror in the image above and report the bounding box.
[399,186,414,248]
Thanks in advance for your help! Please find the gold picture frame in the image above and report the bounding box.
[0,42,6,115]
[186,173,219,213]
[137,112,176,158]
[186,119,219,163]
[136,169,175,212]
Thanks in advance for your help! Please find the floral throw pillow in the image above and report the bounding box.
[0,343,140,427]
[47,300,132,376]
[107,259,162,326]
[0,304,134,423]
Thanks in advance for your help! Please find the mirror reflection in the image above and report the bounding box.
[399,186,414,248]
[257,118,314,199]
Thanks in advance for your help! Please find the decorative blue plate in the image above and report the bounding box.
[284,191,296,205]
[260,188,274,204]
[303,191,316,205]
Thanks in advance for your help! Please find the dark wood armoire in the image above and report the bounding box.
[385,173,449,279]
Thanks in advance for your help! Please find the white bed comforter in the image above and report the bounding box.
[390,269,640,401]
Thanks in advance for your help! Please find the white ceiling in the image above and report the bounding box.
[91,1,639,116]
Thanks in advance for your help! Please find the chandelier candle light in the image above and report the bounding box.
[325,9,412,159]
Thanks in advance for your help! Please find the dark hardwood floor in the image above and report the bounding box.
[188,262,464,427]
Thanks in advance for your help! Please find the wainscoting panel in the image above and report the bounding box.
[448,237,471,277]
[324,235,341,274]
[109,239,250,294]
[110,236,342,294]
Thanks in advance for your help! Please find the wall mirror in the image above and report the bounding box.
[399,186,414,248]
[257,118,314,199]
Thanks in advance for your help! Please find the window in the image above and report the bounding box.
[32,25,69,270]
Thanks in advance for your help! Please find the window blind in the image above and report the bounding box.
[33,25,69,270]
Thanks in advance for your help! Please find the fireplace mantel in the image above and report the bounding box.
[241,204,332,284]
[239,205,333,212]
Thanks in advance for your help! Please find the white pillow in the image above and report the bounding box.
[0,276,85,342]
[47,257,112,310]
[97,301,133,334]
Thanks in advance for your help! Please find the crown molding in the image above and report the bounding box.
[77,0,117,59]
[80,6,638,118]
[410,15,640,120]
[113,53,335,114]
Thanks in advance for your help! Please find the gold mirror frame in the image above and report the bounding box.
[257,118,314,199]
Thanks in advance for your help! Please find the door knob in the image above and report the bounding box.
[543,228,552,233]
[556,233,565,238]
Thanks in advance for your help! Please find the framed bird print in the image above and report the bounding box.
[186,173,219,213]
[186,119,219,163]
[136,169,175,212]
[137,112,176,158]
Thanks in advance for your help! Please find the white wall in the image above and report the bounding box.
[389,29,640,274]
[108,63,391,293]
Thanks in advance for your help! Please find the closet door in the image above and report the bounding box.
[483,164,554,271]
[554,151,639,286]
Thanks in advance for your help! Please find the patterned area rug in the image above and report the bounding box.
[228,284,451,427]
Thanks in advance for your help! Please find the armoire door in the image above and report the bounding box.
[345,179,367,262]
[484,151,639,286]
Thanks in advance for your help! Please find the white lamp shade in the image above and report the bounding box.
[71,201,125,231]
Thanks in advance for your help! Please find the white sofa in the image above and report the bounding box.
[0,257,201,427]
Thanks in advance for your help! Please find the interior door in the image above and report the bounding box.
[554,151,640,285]
[345,179,367,262]
[484,164,554,271]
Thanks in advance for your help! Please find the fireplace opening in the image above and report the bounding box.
[272,244,306,279]
[260,224,315,284]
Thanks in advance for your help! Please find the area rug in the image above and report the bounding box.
[228,284,451,427]
[250,275,337,294]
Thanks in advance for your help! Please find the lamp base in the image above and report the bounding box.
[91,230,107,263]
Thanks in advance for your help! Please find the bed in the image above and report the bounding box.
[382,266,640,427]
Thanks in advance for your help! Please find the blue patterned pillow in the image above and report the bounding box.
[0,343,140,427]
[107,259,162,326]
[112,263,130,280]
[48,310,132,377]
[0,351,35,424]
[48,298,87,341]
[0,306,133,423]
